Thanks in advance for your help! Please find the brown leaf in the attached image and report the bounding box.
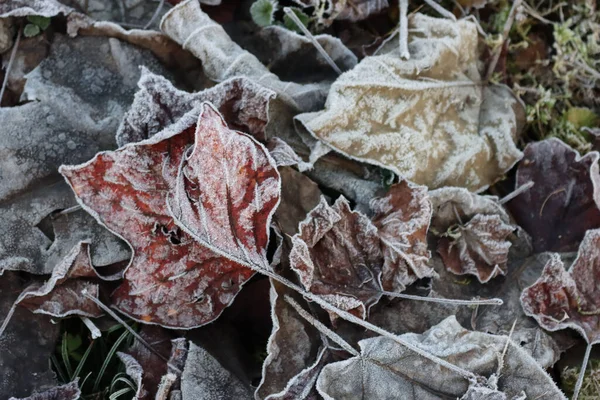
[521,229,600,344]
[117,68,275,146]
[316,316,566,399]
[438,214,515,283]
[61,103,279,328]
[370,180,433,292]
[506,138,600,252]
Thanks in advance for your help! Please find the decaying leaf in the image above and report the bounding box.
[506,138,600,252]
[160,0,329,111]
[0,0,73,19]
[256,281,325,400]
[267,138,311,172]
[521,229,600,344]
[0,273,60,399]
[8,380,80,400]
[296,14,524,191]
[181,342,252,399]
[61,103,279,328]
[117,68,275,146]
[370,180,433,292]
[316,316,566,399]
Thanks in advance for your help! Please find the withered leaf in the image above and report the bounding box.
[292,0,388,24]
[117,68,275,146]
[521,229,600,344]
[8,380,80,400]
[438,214,515,283]
[61,103,279,328]
[506,138,600,252]
[296,14,524,191]
[370,180,433,292]
[316,316,565,399]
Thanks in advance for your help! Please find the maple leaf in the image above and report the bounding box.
[295,14,524,191]
[521,229,600,344]
[506,138,600,252]
[430,187,518,283]
[61,102,280,328]
[316,316,566,399]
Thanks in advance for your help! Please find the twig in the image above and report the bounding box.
[283,7,342,75]
[380,290,503,306]
[55,204,83,217]
[399,0,410,59]
[499,181,534,204]
[422,0,456,20]
[0,26,21,107]
[81,316,102,339]
[144,0,165,29]
[496,319,517,376]
[573,343,593,400]
[285,295,360,356]
[0,300,18,338]
[485,0,523,80]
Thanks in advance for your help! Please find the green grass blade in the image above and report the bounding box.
[92,329,130,392]
[61,331,73,378]
[109,387,133,400]
[50,353,68,383]
[71,340,94,380]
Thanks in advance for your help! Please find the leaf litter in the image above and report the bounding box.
[1,0,599,398]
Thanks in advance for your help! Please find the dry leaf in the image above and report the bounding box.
[117,68,275,146]
[506,138,600,252]
[370,180,433,292]
[8,380,80,400]
[296,14,524,191]
[316,316,566,399]
[521,229,600,344]
[61,103,278,328]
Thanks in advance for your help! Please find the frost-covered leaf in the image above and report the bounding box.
[8,380,80,400]
[181,342,252,399]
[0,34,167,201]
[293,0,388,24]
[61,103,278,328]
[0,273,59,399]
[438,214,515,283]
[256,280,325,400]
[290,196,384,320]
[506,138,600,252]
[266,139,311,172]
[521,229,600,344]
[460,383,525,400]
[0,0,73,18]
[117,68,275,146]
[316,316,566,399]
[370,180,433,292]
[250,0,278,27]
[296,14,524,191]
[161,0,329,111]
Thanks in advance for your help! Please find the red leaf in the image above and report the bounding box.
[521,229,600,344]
[61,103,279,328]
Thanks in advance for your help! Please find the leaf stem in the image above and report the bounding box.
[380,291,503,306]
[398,0,410,59]
[0,26,21,107]
[422,0,456,21]
[573,343,593,400]
[499,181,534,204]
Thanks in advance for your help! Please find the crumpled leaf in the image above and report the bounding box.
[160,0,329,111]
[521,229,600,344]
[14,241,119,318]
[61,103,279,328]
[506,138,600,252]
[117,67,275,146]
[0,273,60,399]
[0,0,73,19]
[370,180,433,292]
[460,383,525,400]
[430,187,519,283]
[316,316,566,399]
[292,0,388,24]
[181,342,252,399]
[0,34,167,201]
[8,380,80,400]
[256,280,325,400]
[266,138,311,172]
[118,332,188,400]
[296,14,524,191]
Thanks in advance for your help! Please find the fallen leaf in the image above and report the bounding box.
[316,316,566,399]
[521,229,600,344]
[370,180,433,292]
[117,68,275,146]
[267,138,311,171]
[0,273,60,399]
[181,342,252,399]
[506,138,600,252]
[296,14,524,191]
[8,380,80,400]
[61,102,278,328]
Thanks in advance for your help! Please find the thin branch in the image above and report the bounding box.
[422,0,456,20]
[81,316,102,339]
[0,26,22,107]
[573,343,593,400]
[285,295,359,356]
[380,290,503,306]
[485,0,523,80]
[144,0,165,29]
[499,181,535,204]
[0,300,18,338]
[399,0,410,59]
[496,319,517,376]
[283,7,342,75]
